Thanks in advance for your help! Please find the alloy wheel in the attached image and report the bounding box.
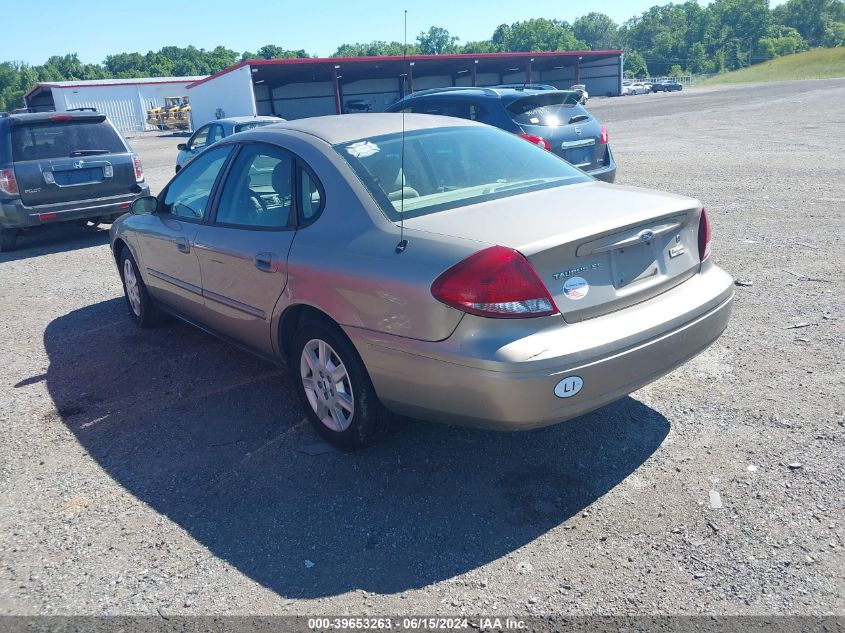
[300,338,355,432]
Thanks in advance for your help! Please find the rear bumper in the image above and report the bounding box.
[0,184,149,229]
[586,147,616,183]
[348,262,733,430]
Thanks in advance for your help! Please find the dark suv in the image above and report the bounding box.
[0,110,150,251]
[386,87,616,182]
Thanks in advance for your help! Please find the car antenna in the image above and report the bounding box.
[395,9,409,254]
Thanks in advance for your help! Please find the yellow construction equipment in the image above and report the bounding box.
[146,97,191,130]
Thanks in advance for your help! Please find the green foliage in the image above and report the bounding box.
[491,18,585,52]
[773,0,845,46]
[332,41,420,57]
[247,45,310,60]
[572,13,619,50]
[623,51,649,77]
[416,27,460,55]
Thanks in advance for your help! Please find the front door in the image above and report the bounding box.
[136,144,233,319]
[192,143,302,355]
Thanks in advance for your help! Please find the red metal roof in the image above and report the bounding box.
[186,50,624,89]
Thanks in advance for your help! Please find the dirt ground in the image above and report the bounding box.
[0,79,842,618]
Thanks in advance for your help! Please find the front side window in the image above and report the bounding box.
[162,145,233,220]
[215,144,294,229]
[337,125,590,220]
[207,124,224,145]
[189,125,210,151]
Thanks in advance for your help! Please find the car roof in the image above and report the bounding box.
[244,113,481,145]
[216,115,281,124]
[395,86,579,107]
[0,110,106,123]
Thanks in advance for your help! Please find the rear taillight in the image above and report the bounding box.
[0,168,19,197]
[517,133,551,151]
[431,245,559,318]
[698,208,712,262]
[132,154,144,182]
[50,115,73,121]
[599,125,609,144]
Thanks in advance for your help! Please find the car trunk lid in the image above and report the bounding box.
[507,93,608,172]
[405,182,703,323]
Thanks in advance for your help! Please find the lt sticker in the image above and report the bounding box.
[555,375,584,398]
[563,276,589,300]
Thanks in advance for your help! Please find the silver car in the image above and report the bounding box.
[175,116,282,172]
[111,114,733,448]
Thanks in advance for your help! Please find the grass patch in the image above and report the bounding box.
[699,47,845,85]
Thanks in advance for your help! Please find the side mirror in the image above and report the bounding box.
[177,143,187,150]
[131,196,159,215]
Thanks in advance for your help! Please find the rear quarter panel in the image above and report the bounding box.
[264,130,474,348]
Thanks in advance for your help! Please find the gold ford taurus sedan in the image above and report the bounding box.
[111,114,734,448]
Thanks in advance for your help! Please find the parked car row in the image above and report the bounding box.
[623,80,684,95]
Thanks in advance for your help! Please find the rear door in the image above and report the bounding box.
[10,115,137,206]
[506,93,609,173]
[192,142,320,354]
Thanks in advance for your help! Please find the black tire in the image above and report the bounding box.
[0,229,17,253]
[118,247,164,328]
[291,320,393,449]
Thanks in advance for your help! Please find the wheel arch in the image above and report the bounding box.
[277,303,352,362]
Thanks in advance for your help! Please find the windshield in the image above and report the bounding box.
[234,120,276,133]
[11,120,126,160]
[336,125,591,221]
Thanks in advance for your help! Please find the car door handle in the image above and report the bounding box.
[175,238,190,254]
[254,252,275,272]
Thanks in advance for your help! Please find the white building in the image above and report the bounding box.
[24,76,207,135]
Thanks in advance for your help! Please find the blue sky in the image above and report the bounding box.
[1,0,728,65]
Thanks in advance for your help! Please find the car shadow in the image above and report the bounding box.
[39,298,670,599]
[0,223,111,263]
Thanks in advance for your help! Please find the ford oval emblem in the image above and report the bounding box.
[639,229,655,242]
[554,376,584,398]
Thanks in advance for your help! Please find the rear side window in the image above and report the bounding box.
[11,120,126,161]
[507,93,581,126]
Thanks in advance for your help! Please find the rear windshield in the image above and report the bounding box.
[507,92,582,126]
[336,125,591,221]
[233,121,276,133]
[11,120,126,161]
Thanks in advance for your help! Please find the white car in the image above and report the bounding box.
[175,116,282,172]
[569,84,589,104]
[622,82,648,96]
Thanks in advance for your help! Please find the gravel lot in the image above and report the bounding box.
[0,79,842,618]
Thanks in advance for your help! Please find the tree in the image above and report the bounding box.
[573,13,619,50]
[491,18,585,52]
[417,27,460,54]
[332,41,418,57]
[773,0,845,46]
[247,45,310,60]
[758,25,807,57]
[688,42,715,74]
[624,51,649,77]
